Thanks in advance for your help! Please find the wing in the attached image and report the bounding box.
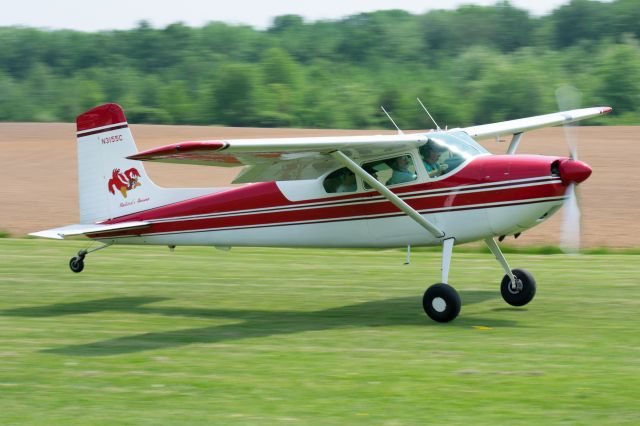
[128,134,430,183]
[463,106,611,140]
[129,106,611,184]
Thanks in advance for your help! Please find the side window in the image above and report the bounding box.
[363,154,417,188]
[419,141,454,179]
[323,167,357,193]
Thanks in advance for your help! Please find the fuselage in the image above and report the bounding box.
[92,154,569,248]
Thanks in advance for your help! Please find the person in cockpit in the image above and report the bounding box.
[386,155,416,185]
[336,170,357,192]
[420,142,449,178]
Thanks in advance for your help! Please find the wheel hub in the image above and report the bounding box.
[508,278,523,294]
[432,297,447,313]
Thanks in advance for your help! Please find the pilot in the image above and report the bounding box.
[420,142,448,178]
[386,155,416,185]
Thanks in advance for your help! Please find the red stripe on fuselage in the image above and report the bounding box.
[95,155,565,238]
[96,183,564,238]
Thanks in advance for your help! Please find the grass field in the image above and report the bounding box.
[0,239,638,425]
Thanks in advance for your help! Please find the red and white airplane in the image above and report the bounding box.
[31,103,611,322]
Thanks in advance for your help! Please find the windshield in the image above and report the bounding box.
[419,131,489,178]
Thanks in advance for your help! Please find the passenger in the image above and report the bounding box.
[386,155,416,185]
[420,142,449,178]
[364,165,378,181]
[336,171,357,192]
[323,170,342,193]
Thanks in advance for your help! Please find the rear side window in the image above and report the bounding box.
[363,155,417,188]
[323,167,357,193]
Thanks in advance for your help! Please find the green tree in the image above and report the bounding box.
[214,64,259,126]
[550,0,609,48]
[473,60,546,124]
[0,2,638,127]
[596,42,640,114]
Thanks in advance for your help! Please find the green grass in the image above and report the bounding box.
[0,239,638,425]
[411,244,640,255]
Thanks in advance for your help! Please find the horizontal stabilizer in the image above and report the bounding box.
[29,221,150,240]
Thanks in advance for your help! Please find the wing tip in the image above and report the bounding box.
[601,106,613,115]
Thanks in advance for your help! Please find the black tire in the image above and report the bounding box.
[69,256,84,273]
[501,268,536,306]
[422,283,461,323]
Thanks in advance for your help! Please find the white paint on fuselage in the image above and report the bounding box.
[105,199,563,248]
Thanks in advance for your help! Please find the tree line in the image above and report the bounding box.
[0,0,638,128]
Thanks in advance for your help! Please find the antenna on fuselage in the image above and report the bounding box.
[417,97,441,131]
[380,105,404,135]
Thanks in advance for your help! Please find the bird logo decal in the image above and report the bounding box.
[107,167,142,198]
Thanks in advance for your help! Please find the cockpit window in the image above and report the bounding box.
[323,167,357,193]
[419,131,488,179]
[363,154,417,188]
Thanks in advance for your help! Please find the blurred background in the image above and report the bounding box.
[0,0,638,129]
[1,0,639,245]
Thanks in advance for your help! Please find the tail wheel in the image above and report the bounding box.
[423,283,461,323]
[69,256,85,273]
[501,268,536,306]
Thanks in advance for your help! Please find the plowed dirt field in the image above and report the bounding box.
[1,123,636,247]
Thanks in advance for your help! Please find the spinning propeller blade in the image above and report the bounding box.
[555,85,584,253]
[555,85,582,160]
[560,183,581,253]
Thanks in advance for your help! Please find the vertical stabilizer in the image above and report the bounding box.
[76,104,165,223]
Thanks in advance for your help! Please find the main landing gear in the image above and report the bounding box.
[423,238,461,322]
[68,243,112,273]
[422,237,536,322]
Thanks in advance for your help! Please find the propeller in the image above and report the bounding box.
[555,84,582,160]
[555,85,584,253]
[560,183,580,252]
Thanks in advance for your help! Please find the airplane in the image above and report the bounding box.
[30,102,611,322]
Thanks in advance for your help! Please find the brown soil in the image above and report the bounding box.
[1,123,637,247]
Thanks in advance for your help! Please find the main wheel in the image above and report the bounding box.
[501,268,536,306]
[69,256,84,273]
[423,283,461,323]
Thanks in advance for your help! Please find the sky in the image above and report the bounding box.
[0,0,591,32]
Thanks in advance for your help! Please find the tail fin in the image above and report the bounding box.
[76,104,214,223]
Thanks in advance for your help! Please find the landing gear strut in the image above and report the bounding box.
[68,242,112,273]
[423,238,461,322]
[422,237,537,322]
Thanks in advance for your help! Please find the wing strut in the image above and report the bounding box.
[506,132,523,155]
[330,151,445,238]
